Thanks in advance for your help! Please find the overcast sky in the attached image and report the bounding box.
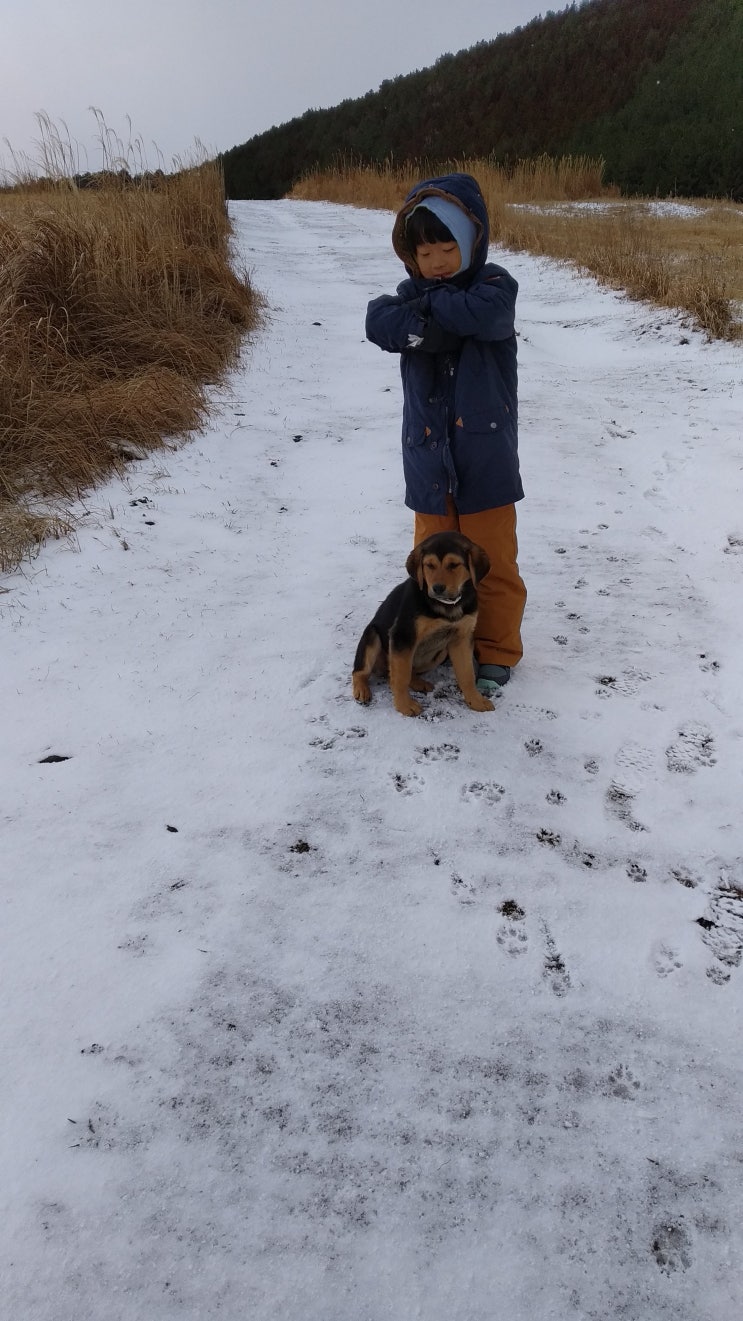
[2,0,557,176]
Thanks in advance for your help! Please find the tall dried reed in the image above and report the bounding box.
[292,153,608,210]
[290,156,741,341]
[498,202,740,340]
[0,115,261,571]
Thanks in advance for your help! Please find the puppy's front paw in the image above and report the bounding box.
[394,696,423,717]
[352,676,372,704]
[466,692,495,713]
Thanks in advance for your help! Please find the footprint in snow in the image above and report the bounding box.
[496,901,528,957]
[497,923,529,957]
[450,873,477,905]
[626,860,648,882]
[391,771,425,796]
[309,725,367,751]
[653,943,683,979]
[607,1063,641,1099]
[536,828,561,848]
[417,702,457,723]
[665,723,716,773]
[350,534,379,553]
[698,653,720,673]
[597,668,651,699]
[652,1221,693,1274]
[541,921,571,996]
[698,874,743,974]
[605,783,647,833]
[460,780,506,805]
[613,741,656,794]
[670,867,700,890]
[415,743,460,763]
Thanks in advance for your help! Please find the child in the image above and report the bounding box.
[365,172,526,692]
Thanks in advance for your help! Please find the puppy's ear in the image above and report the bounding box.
[405,544,425,590]
[468,544,491,584]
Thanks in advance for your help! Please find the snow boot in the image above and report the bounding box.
[475,663,511,694]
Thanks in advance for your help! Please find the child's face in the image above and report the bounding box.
[415,240,461,280]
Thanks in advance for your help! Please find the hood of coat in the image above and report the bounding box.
[392,172,489,282]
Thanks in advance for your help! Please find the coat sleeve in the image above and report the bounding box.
[365,293,462,354]
[425,270,518,342]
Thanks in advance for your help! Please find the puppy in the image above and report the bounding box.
[352,531,494,717]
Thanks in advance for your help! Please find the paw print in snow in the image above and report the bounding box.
[499,900,526,921]
[652,1222,692,1274]
[654,944,682,978]
[310,724,367,751]
[391,771,425,796]
[626,860,648,882]
[450,873,476,905]
[415,743,460,763]
[537,828,561,847]
[608,1063,641,1099]
[543,950,571,997]
[497,923,529,956]
[497,901,528,956]
[698,654,720,673]
[461,780,506,805]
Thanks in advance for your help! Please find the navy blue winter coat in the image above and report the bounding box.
[365,173,523,515]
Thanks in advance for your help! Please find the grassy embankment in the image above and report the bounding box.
[292,156,743,343]
[0,120,261,572]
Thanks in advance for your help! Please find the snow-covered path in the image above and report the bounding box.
[2,200,742,1319]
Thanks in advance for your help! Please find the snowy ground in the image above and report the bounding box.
[2,199,743,1320]
[513,198,742,220]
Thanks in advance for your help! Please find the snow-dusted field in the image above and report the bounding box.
[2,200,742,1320]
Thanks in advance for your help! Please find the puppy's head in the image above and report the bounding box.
[405,532,490,604]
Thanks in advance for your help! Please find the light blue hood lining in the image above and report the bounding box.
[407,196,477,275]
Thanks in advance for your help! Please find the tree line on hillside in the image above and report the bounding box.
[220,0,743,200]
[572,0,743,196]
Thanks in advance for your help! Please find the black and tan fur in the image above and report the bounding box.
[352,532,494,717]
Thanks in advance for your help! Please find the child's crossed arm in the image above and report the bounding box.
[424,270,518,342]
[365,292,462,355]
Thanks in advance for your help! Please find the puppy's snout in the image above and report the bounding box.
[431,582,447,596]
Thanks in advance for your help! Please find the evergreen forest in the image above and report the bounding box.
[220,0,743,200]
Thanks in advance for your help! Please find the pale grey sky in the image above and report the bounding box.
[1,0,558,176]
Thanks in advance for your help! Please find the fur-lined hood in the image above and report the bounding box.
[391,173,489,281]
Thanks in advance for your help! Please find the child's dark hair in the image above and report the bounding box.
[405,206,454,249]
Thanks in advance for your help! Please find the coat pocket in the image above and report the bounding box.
[402,395,444,449]
[457,398,513,437]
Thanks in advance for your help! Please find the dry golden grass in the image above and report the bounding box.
[498,200,742,342]
[291,156,742,341]
[293,153,610,209]
[0,506,75,575]
[0,117,261,571]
